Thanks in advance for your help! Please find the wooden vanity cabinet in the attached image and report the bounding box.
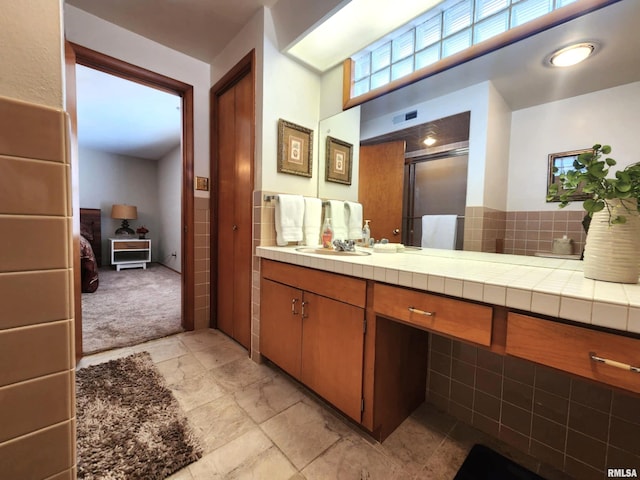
[260,260,367,422]
[506,312,640,395]
[373,283,494,346]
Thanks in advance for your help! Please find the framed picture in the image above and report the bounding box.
[277,119,313,177]
[325,136,353,185]
[547,148,592,202]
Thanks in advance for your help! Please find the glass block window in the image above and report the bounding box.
[443,0,473,36]
[371,42,391,72]
[415,45,441,69]
[476,0,509,20]
[443,29,472,57]
[391,57,414,81]
[350,0,585,98]
[416,15,442,50]
[511,0,553,27]
[392,30,415,62]
[371,68,390,90]
[474,10,509,43]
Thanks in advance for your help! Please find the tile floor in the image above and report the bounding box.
[77,329,573,479]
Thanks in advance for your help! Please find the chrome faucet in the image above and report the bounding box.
[332,239,356,252]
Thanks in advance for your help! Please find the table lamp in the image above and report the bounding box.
[111,204,138,235]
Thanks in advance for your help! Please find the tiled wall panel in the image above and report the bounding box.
[0,156,67,215]
[193,196,210,330]
[0,270,70,329]
[427,333,640,480]
[0,371,72,443]
[0,216,69,272]
[0,421,74,480]
[0,96,75,479]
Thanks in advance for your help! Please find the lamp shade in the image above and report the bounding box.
[111,204,137,220]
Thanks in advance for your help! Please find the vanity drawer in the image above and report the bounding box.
[373,283,493,346]
[113,240,150,250]
[506,313,640,394]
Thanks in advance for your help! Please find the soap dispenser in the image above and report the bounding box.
[322,217,334,248]
[362,220,371,246]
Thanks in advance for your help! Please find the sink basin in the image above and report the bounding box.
[295,247,371,256]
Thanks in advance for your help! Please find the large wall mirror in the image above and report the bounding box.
[317,0,640,254]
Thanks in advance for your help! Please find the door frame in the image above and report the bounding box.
[68,43,195,359]
[209,50,255,330]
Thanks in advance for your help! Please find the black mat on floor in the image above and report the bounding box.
[454,444,545,480]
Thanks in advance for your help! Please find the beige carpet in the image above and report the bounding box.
[82,263,183,354]
[76,352,202,479]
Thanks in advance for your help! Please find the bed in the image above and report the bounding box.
[80,208,102,293]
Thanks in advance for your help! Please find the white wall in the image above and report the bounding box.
[319,64,345,120]
[64,5,211,198]
[483,83,511,211]
[317,106,360,201]
[158,144,182,272]
[261,8,321,196]
[507,81,640,212]
[78,146,160,264]
[0,0,63,108]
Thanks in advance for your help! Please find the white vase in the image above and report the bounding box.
[583,198,640,283]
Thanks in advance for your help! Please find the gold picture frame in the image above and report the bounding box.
[546,148,592,202]
[277,119,313,177]
[325,136,353,185]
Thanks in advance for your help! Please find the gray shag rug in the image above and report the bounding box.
[82,264,183,354]
[76,352,203,479]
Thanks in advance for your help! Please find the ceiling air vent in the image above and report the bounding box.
[392,110,418,124]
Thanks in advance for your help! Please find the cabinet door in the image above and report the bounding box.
[301,292,365,422]
[260,279,302,379]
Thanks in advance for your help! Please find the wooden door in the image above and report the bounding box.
[260,279,303,379]
[358,141,406,241]
[301,292,365,422]
[213,56,254,349]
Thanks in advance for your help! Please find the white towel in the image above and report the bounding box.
[421,215,458,249]
[275,194,305,246]
[325,200,348,241]
[344,201,363,240]
[303,197,322,246]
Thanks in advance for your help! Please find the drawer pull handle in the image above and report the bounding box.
[301,301,309,319]
[408,306,434,317]
[590,352,640,373]
[291,298,298,315]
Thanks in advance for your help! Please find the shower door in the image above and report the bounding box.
[404,152,468,249]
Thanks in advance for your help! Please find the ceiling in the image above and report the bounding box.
[68,0,640,160]
[75,65,181,160]
[361,112,470,153]
[66,0,280,64]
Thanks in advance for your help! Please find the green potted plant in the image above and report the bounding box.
[547,143,640,283]
[547,144,640,224]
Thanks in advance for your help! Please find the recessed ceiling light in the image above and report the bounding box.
[548,42,597,67]
[423,136,437,147]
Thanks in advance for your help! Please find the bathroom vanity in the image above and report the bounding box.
[257,246,640,441]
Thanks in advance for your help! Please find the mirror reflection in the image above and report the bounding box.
[319,1,640,257]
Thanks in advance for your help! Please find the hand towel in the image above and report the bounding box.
[326,200,348,241]
[275,194,305,246]
[303,197,323,246]
[421,215,458,249]
[344,201,363,240]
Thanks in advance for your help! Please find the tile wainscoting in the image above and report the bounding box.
[427,333,640,480]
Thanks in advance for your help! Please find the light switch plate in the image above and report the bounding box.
[195,176,209,191]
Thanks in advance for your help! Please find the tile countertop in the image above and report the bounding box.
[256,245,640,335]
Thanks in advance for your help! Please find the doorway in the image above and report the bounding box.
[210,51,255,350]
[67,43,195,359]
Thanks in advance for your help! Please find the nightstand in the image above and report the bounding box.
[110,238,151,271]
